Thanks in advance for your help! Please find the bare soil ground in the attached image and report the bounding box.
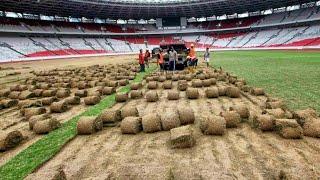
[0,55,134,166]
[25,68,320,180]
[0,55,134,88]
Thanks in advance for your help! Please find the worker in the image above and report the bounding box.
[158,49,164,72]
[144,49,151,68]
[156,50,160,68]
[189,44,196,57]
[189,44,198,68]
[204,47,210,67]
[169,46,177,71]
[138,49,145,72]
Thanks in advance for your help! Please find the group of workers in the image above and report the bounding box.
[138,48,164,72]
[138,49,151,72]
[138,44,211,72]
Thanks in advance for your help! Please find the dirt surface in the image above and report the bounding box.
[0,55,135,88]
[0,55,136,166]
[24,66,320,180]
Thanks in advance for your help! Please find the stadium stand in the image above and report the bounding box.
[1,3,320,61]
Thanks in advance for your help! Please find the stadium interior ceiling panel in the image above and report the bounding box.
[0,0,315,19]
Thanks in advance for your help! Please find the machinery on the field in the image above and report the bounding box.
[151,47,161,59]
[158,43,189,70]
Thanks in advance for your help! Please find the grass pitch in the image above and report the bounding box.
[206,50,320,112]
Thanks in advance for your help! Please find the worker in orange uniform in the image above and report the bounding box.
[138,49,145,72]
[158,49,164,72]
[189,44,198,68]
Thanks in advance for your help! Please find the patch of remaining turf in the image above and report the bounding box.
[203,50,320,112]
[0,66,156,180]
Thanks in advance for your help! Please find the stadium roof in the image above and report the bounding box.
[102,0,202,4]
[0,0,316,19]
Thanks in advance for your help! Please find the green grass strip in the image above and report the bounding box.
[202,50,320,112]
[0,66,156,180]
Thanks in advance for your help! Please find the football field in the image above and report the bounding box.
[207,50,320,112]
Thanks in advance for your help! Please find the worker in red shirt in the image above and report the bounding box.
[138,49,145,72]
[144,49,151,68]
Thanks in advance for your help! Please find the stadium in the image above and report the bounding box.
[0,0,319,179]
